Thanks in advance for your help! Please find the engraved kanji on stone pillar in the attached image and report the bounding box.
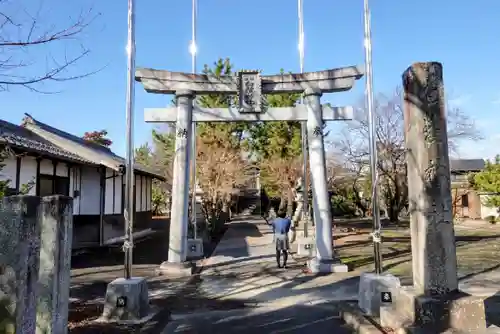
[403,62,458,296]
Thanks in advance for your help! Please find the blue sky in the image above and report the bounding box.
[2,0,498,159]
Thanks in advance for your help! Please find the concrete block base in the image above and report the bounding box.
[187,238,204,259]
[307,257,348,274]
[296,237,316,257]
[358,273,401,316]
[380,287,487,333]
[414,291,486,332]
[101,277,150,323]
[156,261,195,277]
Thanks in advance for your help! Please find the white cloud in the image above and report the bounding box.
[448,94,472,107]
[457,136,499,161]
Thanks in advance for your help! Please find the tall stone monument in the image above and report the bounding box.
[378,62,486,332]
[404,62,458,295]
[136,66,364,275]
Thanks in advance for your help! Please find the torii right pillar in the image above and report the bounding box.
[379,62,486,332]
[304,88,347,274]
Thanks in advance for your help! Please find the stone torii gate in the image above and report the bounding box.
[135,66,364,275]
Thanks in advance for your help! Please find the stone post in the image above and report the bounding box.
[304,88,347,273]
[36,196,73,334]
[0,196,41,334]
[402,62,458,295]
[376,62,486,332]
[158,90,194,276]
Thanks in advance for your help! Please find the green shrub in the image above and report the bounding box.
[486,215,497,224]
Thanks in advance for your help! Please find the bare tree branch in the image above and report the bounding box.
[331,88,481,221]
[0,0,102,92]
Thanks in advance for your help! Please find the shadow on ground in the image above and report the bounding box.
[164,301,353,333]
[203,218,267,259]
[68,222,228,333]
[223,219,265,238]
[71,234,167,270]
[485,293,500,327]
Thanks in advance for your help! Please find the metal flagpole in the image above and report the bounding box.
[298,0,309,237]
[124,0,136,280]
[190,0,198,239]
[363,0,383,274]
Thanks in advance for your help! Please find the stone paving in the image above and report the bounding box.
[196,217,359,305]
[164,216,361,333]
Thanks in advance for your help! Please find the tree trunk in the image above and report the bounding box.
[278,195,286,213]
[221,200,230,224]
[387,204,400,223]
[286,188,294,217]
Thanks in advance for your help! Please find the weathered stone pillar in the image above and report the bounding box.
[158,90,194,276]
[36,196,73,334]
[377,62,486,332]
[403,62,458,295]
[304,88,347,273]
[0,195,41,334]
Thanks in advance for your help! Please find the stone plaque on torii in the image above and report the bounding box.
[135,65,364,275]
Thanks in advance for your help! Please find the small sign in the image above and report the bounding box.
[381,292,392,303]
[116,296,127,308]
[190,244,197,252]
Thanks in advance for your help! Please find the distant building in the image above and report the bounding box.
[449,159,488,219]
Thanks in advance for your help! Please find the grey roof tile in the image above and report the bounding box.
[449,159,485,172]
[22,114,164,179]
[1,116,164,180]
[0,119,92,164]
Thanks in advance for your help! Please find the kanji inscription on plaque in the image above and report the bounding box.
[237,70,264,113]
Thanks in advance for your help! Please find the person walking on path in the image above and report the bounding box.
[269,210,292,269]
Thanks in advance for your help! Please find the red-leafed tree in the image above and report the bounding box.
[82,130,112,147]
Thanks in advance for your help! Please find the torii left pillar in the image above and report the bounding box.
[156,90,195,276]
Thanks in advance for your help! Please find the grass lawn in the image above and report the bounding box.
[335,222,500,285]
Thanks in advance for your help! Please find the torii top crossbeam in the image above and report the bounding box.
[135,65,364,95]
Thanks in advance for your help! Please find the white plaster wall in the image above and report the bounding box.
[0,156,17,188]
[115,174,123,214]
[56,162,69,177]
[140,175,146,212]
[39,159,52,175]
[135,174,140,211]
[147,177,152,211]
[39,159,68,177]
[480,194,499,219]
[70,166,81,215]
[104,168,114,214]
[145,177,150,211]
[19,156,36,195]
[79,166,100,215]
[117,173,155,213]
[104,169,121,215]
